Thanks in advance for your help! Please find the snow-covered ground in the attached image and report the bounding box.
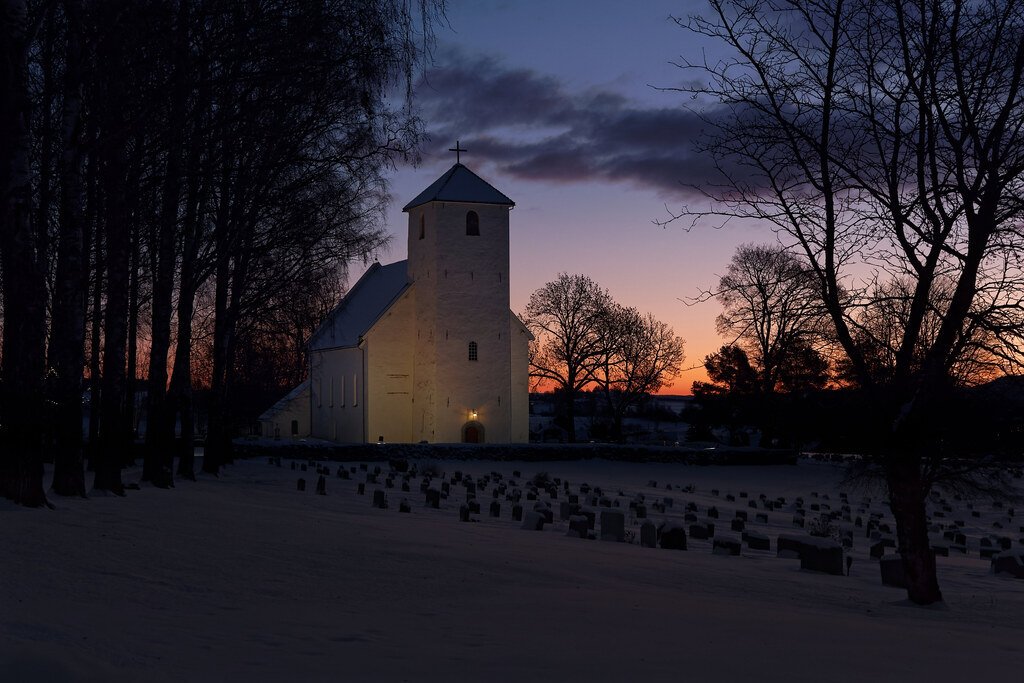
[3,457,1023,682]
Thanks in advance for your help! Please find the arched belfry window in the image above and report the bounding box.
[466,210,479,236]
[468,341,478,361]
[419,214,425,239]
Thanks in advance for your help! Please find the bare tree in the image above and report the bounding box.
[525,274,614,443]
[675,0,1024,604]
[593,306,685,440]
[0,0,49,506]
[715,243,829,393]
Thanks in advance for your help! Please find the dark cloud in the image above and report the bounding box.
[414,50,728,198]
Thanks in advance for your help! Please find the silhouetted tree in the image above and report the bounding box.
[675,0,1024,604]
[0,0,49,506]
[714,243,829,393]
[593,305,685,440]
[526,273,614,443]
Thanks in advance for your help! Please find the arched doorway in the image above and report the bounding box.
[462,421,485,443]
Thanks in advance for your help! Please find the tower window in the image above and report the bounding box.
[468,341,478,361]
[466,211,479,236]
[419,214,425,239]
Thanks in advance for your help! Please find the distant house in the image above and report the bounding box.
[258,380,310,439]
[267,162,532,444]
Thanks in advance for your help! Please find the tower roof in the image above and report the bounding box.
[402,163,514,211]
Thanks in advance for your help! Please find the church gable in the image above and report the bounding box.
[308,261,410,351]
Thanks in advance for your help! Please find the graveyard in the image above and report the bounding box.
[3,454,1024,681]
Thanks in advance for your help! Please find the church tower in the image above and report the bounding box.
[403,158,520,443]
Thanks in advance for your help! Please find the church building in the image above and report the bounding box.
[277,161,532,444]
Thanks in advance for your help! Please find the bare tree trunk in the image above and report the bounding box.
[93,17,130,494]
[887,457,942,605]
[0,0,49,507]
[50,0,88,497]
[86,172,103,466]
[144,0,189,488]
[124,192,140,456]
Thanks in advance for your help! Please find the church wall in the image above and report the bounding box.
[415,201,514,442]
[408,205,438,441]
[364,290,415,443]
[309,347,364,442]
[510,317,531,443]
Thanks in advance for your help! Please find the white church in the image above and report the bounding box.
[260,160,532,444]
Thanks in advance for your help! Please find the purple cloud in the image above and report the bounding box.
[414,50,734,198]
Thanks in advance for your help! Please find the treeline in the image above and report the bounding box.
[0,0,445,506]
[525,273,686,443]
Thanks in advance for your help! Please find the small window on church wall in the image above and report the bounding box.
[468,341,478,361]
[419,214,425,240]
[353,374,358,406]
[466,211,479,236]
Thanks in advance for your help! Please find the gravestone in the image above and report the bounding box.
[640,521,658,548]
[879,555,907,587]
[459,504,471,522]
[490,501,501,518]
[567,515,590,539]
[512,504,523,521]
[600,510,626,542]
[580,508,596,529]
[659,522,687,550]
[297,478,306,492]
[991,549,1024,578]
[713,536,741,556]
[372,490,387,509]
[689,524,710,541]
[315,475,326,495]
[357,483,365,495]
[533,503,554,524]
[425,488,440,509]
[799,537,844,575]
[399,499,411,513]
[742,530,770,551]
[521,511,546,530]
[731,519,745,532]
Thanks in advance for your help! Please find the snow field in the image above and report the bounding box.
[2,457,1023,682]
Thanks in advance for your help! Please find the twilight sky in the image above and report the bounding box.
[367,0,771,393]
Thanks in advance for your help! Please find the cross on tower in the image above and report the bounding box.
[448,140,467,164]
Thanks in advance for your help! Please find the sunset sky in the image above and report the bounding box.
[365,0,771,393]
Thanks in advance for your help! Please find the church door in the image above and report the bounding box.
[462,421,484,443]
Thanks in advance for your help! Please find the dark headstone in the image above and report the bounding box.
[659,523,688,550]
[489,501,501,518]
[315,475,326,495]
[521,510,546,530]
[372,489,386,509]
[713,537,741,556]
[567,515,590,539]
[600,510,626,542]
[297,478,306,492]
[640,521,658,548]
[742,530,770,551]
[879,555,907,587]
